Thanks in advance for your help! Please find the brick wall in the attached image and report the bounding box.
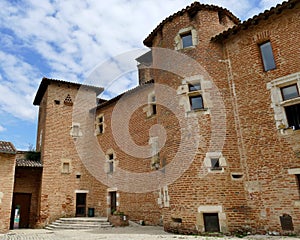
[36,82,108,227]
[223,4,300,233]
[13,167,42,228]
[0,154,15,233]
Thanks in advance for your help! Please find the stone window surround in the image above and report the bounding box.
[61,158,71,174]
[157,186,170,208]
[197,205,227,233]
[144,91,156,118]
[174,26,198,50]
[70,122,82,138]
[105,149,118,174]
[204,152,227,173]
[267,72,300,133]
[177,75,212,117]
[95,114,105,135]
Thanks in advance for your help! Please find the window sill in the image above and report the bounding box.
[187,108,208,113]
[177,45,196,51]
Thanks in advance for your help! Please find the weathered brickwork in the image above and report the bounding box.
[1,0,298,236]
[0,153,15,233]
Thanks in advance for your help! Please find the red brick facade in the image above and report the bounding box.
[1,0,299,236]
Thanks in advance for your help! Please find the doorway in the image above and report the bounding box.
[110,191,117,214]
[76,193,86,217]
[203,213,220,232]
[10,193,31,229]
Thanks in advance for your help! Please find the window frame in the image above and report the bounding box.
[259,41,276,72]
[96,114,105,135]
[181,32,193,49]
[267,73,300,132]
[174,27,198,50]
[281,84,299,101]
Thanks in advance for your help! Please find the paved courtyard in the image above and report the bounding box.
[0,224,299,240]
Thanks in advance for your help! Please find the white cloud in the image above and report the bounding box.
[0,125,6,132]
[0,0,285,124]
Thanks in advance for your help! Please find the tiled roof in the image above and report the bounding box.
[33,77,104,106]
[95,79,154,110]
[16,159,43,168]
[143,1,240,47]
[212,0,299,41]
[0,141,16,154]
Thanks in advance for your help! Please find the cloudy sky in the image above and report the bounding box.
[0,0,284,150]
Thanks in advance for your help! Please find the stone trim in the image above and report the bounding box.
[174,26,198,50]
[267,71,300,133]
[197,205,227,233]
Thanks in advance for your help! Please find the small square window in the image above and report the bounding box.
[188,83,201,92]
[98,116,103,123]
[285,104,300,130]
[259,41,276,71]
[189,95,204,110]
[211,158,222,171]
[181,32,193,48]
[281,84,299,101]
[108,153,114,160]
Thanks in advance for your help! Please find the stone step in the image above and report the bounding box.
[46,217,113,230]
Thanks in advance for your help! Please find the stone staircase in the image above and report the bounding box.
[45,217,113,230]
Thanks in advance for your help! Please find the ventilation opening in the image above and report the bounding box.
[172,217,182,223]
[54,100,60,105]
[231,173,243,179]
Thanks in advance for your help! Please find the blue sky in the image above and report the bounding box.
[0,0,284,150]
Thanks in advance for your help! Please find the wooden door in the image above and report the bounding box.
[76,193,86,217]
[203,213,220,232]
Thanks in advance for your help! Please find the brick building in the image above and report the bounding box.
[0,0,299,235]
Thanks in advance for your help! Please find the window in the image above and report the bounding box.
[267,72,300,132]
[70,123,82,138]
[174,27,198,50]
[151,95,157,115]
[62,162,70,174]
[211,158,222,171]
[296,174,300,195]
[281,84,299,101]
[285,104,300,130]
[188,83,201,92]
[259,41,276,71]
[181,32,193,48]
[107,153,114,173]
[96,115,104,134]
[189,95,204,110]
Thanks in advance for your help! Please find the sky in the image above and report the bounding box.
[0,0,285,150]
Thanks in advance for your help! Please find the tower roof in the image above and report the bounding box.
[143,1,240,47]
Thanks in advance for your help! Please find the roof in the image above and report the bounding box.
[143,1,240,47]
[0,141,17,154]
[95,79,154,110]
[16,159,43,168]
[33,77,104,105]
[212,0,299,41]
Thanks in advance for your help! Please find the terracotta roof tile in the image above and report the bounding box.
[212,0,299,41]
[33,77,104,106]
[0,141,16,154]
[16,159,43,168]
[143,1,240,47]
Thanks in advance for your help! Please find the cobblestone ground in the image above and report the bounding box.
[0,226,299,240]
